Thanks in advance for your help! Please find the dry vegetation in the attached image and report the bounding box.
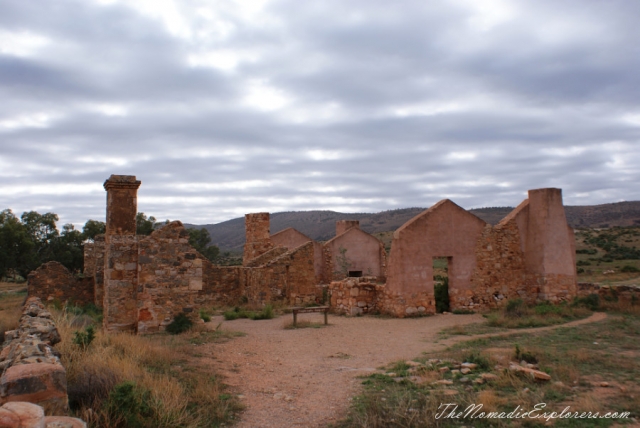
[335,301,640,428]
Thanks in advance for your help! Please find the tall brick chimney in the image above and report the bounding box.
[243,212,274,265]
[103,175,141,236]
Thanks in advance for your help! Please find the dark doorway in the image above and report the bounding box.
[433,257,450,313]
[348,270,363,277]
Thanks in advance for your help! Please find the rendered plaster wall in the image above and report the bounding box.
[271,228,324,282]
[522,188,577,302]
[323,226,387,283]
[385,200,487,313]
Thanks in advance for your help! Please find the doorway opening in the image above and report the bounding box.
[433,257,450,313]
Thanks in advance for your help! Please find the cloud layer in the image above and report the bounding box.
[1,0,639,227]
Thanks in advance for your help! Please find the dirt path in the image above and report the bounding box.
[201,312,607,428]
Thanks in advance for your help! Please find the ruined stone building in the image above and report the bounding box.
[29,176,319,334]
[331,188,577,316]
[27,174,578,331]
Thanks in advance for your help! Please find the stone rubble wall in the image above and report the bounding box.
[0,297,69,416]
[244,247,289,268]
[245,241,318,305]
[92,235,105,309]
[577,282,640,304]
[328,277,380,315]
[103,235,139,333]
[27,262,94,307]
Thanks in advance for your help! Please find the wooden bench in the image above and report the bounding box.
[291,306,330,327]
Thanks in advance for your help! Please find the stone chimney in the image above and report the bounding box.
[243,212,274,265]
[336,220,359,236]
[103,175,141,236]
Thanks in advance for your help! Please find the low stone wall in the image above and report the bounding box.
[577,282,640,303]
[328,277,381,315]
[27,262,94,307]
[0,298,68,415]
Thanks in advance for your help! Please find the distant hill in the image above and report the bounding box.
[185,201,640,253]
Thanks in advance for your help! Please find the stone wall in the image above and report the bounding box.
[329,277,381,315]
[0,297,68,415]
[577,282,640,304]
[244,247,289,268]
[103,235,139,332]
[245,242,318,305]
[271,228,324,282]
[93,235,105,308]
[27,262,94,307]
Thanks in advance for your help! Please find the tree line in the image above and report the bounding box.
[0,209,219,280]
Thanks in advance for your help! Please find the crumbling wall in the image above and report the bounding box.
[271,228,324,282]
[93,235,105,308]
[137,222,207,333]
[577,283,640,304]
[245,242,318,305]
[0,297,67,415]
[465,214,528,310]
[244,247,289,268]
[27,262,94,307]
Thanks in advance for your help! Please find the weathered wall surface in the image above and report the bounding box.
[577,283,640,304]
[93,235,105,308]
[243,213,274,265]
[323,226,387,283]
[329,277,380,315]
[244,247,289,268]
[245,241,318,305]
[271,228,324,282]
[27,262,94,307]
[385,200,487,314]
[137,222,206,333]
[0,297,68,415]
[104,175,140,236]
[523,188,577,302]
[335,220,360,236]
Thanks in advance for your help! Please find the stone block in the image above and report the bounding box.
[0,363,68,415]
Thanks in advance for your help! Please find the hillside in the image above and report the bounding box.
[186,201,640,253]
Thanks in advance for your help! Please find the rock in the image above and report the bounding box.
[461,368,471,375]
[450,369,460,374]
[432,380,454,385]
[405,307,418,315]
[405,361,421,367]
[443,389,458,396]
[481,373,498,381]
[553,381,565,388]
[44,416,87,428]
[599,382,609,388]
[0,402,45,428]
[439,367,450,373]
[0,363,68,415]
[474,378,485,384]
[459,377,470,383]
[386,372,397,377]
[461,363,477,369]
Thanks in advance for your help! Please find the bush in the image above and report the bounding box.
[514,344,538,364]
[165,313,193,334]
[621,265,640,273]
[250,304,274,320]
[105,381,153,428]
[573,294,599,311]
[199,309,211,323]
[505,298,525,317]
[463,351,490,370]
[73,325,96,350]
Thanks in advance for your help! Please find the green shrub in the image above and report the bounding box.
[463,351,490,370]
[452,309,474,315]
[199,309,211,323]
[505,298,525,317]
[250,304,274,320]
[105,381,153,428]
[621,265,640,273]
[72,325,96,350]
[165,313,193,334]
[223,311,240,321]
[514,343,538,364]
[573,294,599,311]
[434,276,449,313]
[534,301,562,316]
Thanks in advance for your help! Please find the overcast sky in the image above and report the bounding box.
[1,0,639,228]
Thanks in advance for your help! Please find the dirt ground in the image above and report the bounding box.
[202,312,606,428]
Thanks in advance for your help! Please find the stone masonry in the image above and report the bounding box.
[243,213,274,265]
[27,262,93,307]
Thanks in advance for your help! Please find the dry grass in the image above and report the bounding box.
[0,288,26,340]
[52,311,241,427]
